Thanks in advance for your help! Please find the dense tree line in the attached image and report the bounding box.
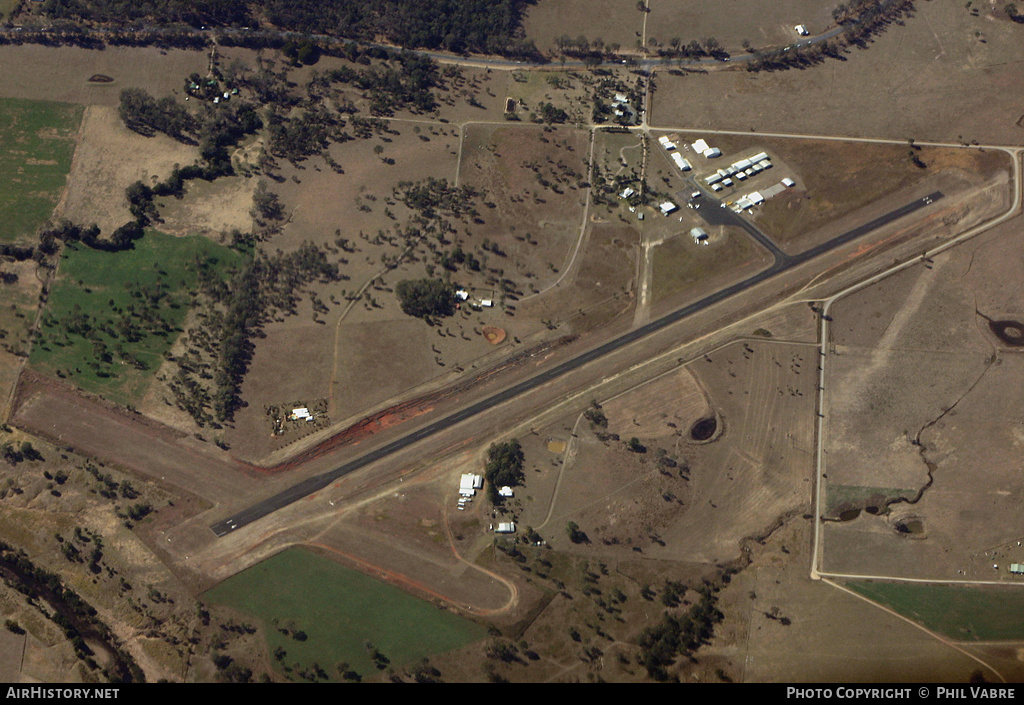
[39,0,540,57]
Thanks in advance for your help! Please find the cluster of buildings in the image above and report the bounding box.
[185,78,238,104]
[703,152,773,191]
[690,138,722,159]
[611,92,638,123]
[657,136,693,172]
[457,473,515,522]
[455,288,493,309]
[457,473,483,511]
[726,177,797,212]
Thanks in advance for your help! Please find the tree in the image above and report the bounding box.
[627,437,647,453]
[566,521,589,544]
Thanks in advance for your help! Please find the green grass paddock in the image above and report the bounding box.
[30,230,245,405]
[847,580,1024,641]
[203,546,487,681]
[0,97,82,243]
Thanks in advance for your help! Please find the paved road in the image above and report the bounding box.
[210,190,942,537]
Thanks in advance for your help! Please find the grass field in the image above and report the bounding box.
[202,547,487,681]
[0,97,82,243]
[29,231,246,406]
[847,581,1024,641]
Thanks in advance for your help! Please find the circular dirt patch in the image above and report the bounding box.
[482,326,506,345]
[690,416,718,442]
[990,320,1024,347]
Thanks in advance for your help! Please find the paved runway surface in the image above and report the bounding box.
[210,191,943,537]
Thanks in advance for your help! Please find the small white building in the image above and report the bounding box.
[690,227,708,244]
[749,191,765,205]
[660,201,678,215]
[620,187,636,199]
[455,289,469,301]
[291,407,311,420]
[479,299,493,308]
[795,24,809,36]
[498,486,514,498]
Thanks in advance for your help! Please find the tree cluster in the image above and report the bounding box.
[394,278,455,319]
[327,52,440,116]
[636,584,723,681]
[484,440,525,504]
[118,88,197,142]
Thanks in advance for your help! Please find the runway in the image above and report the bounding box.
[210,191,943,537]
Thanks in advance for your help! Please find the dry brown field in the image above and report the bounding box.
[11,371,258,505]
[645,0,839,53]
[154,174,258,239]
[458,123,590,291]
[747,139,1011,254]
[821,211,1024,580]
[712,517,1015,682]
[511,338,814,566]
[0,45,207,107]
[58,105,198,235]
[515,221,639,337]
[522,0,645,55]
[649,2,1024,146]
[650,223,772,314]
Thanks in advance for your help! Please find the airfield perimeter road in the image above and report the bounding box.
[210,190,943,537]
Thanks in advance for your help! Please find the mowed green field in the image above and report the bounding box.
[203,547,487,682]
[0,97,82,243]
[848,581,1024,641]
[30,230,246,405]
